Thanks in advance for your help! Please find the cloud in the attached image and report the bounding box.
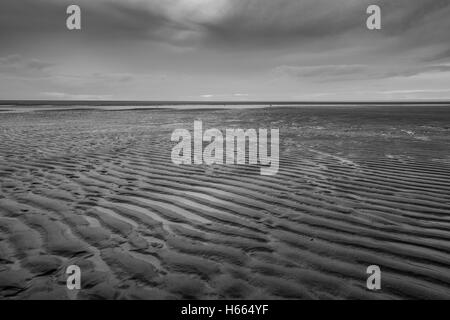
[42,92,112,100]
[424,48,450,62]
[0,54,54,76]
[1,0,450,100]
[273,63,450,81]
[3,0,448,49]
[132,0,450,50]
[200,93,250,99]
[376,89,450,100]
[0,55,54,71]
[380,89,450,95]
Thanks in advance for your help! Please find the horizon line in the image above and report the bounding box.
[1,100,449,106]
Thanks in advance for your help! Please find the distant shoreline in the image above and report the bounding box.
[1,100,449,107]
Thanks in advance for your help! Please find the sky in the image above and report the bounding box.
[0,0,449,101]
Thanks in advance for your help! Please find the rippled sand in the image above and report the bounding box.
[0,105,449,299]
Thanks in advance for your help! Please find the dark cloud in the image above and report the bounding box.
[0,0,448,55]
[2,0,448,48]
[424,48,450,63]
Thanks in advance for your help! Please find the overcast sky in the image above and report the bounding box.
[1,0,449,101]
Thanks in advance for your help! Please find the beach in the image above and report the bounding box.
[0,105,449,299]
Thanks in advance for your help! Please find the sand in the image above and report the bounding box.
[0,105,449,299]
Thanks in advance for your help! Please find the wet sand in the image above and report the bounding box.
[0,105,449,299]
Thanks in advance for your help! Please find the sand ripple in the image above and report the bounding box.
[1,106,449,299]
